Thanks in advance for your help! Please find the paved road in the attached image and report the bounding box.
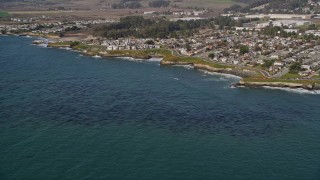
[272,68,289,78]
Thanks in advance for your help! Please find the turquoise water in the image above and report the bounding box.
[0,36,320,179]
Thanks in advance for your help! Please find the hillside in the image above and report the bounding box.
[0,0,238,10]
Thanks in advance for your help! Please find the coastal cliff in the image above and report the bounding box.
[161,60,320,91]
[100,51,150,59]
[237,79,320,90]
[193,64,256,78]
[39,41,320,92]
[160,60,192,66]
[160,61,256,78]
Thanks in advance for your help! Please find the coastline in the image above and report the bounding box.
[234,79,320,91]
[10,34,319,92]
[160,61,256,78]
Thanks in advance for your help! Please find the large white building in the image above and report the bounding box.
[256,20,311,28]
[245,14,312,20]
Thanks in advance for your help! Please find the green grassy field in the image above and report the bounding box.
[243,75,320,85]
[0,11,9,17]
[280,73,301,79]
[176,0,235,8]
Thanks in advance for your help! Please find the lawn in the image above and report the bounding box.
[280,73,301,79]
[0,11,9,17]
[243,76,320,85]
[174,0,237,9]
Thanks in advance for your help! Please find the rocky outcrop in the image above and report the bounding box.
[313,83,320,90]
[160,61,192,65]
[99,51,150,59]
[193,64,256,78]
[47,43,70,48]
[32,40,45,45]
[236,79,320,90]
[160,61,256,78]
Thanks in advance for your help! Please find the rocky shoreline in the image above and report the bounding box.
[161,60,320,91]
[161,61,256,78]
[30,38,320,93]
[234,79,320,91]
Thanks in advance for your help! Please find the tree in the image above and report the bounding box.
[145,40,155,45]
[239,45,249,55]
[1,29,6,34]
[261,59,275,69]
[214,16,236,29]
[289,61,303,74]
[308,24,317,30]
[208,53,215,59]
[94,16,213,39]
[185,43,191,51]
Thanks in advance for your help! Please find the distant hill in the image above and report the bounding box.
[0,0,238,9]
[225,0,311,13]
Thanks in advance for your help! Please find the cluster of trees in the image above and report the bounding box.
[261,26,284,36]
[149,0,170,7]
[260,26,301,38]
[110,0,172,9]
[260,26,320,41]
[208,53,215,59]
[239,45,249,55]
[214,16,236,29]
[262,59,275,69]
[289,61,304,74]
[111,0,142,9]
[230,0,309,13]
[268,0,308,10]
[94,16,214,39]
[145,40,155,45]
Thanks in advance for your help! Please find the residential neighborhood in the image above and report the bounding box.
[1,10,320,80]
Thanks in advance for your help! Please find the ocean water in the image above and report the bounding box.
[0,36,320,179]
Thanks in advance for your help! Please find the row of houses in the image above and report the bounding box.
[163,27,319,76]
[86,38,161,50]
[1,19,114,34]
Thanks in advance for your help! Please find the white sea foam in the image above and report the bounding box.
[38,44,48,48]
[172,65,194,69]
[262,86,320,94]
[93,55,102,58]
[199,70,242,80]
[147,58,163,62]
[173,77,179,80]
[58,47,72,50]
[115,57,144,61]
[202,77,228,82]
